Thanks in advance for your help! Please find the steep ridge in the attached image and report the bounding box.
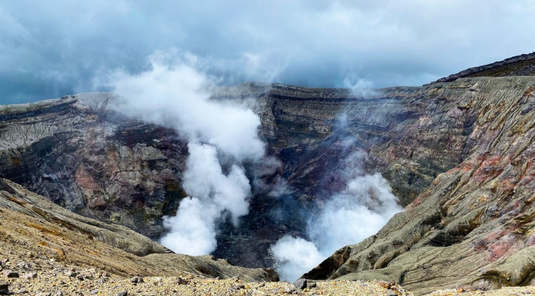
[303,76,535,294]
[436,52,535,82]
[0,177,278,281]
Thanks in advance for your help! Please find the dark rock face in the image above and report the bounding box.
[204,82,477,268]
[249,83,475,207]
[0,95,188,238]
[435,52,535,83]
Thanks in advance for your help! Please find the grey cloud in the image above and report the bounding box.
[1,0,535,104]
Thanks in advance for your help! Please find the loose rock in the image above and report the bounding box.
[0,283,8,295]
[293,278,307,290]
[23,272,37,279]
[67,270,79,278]
[130,276,144,284]
[284,285,296,294]
[3,270,18,278]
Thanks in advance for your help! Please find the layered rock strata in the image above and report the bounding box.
[0,94,188,239]
[0,83,470,268]
[436,52,535,82]
[2,67,535,294]
[0,177,277,281]
[303,77,535,294]
[0,75,491,269]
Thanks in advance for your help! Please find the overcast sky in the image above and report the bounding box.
[1,0,534,104]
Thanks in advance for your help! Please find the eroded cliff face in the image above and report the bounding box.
[251,83,475,207]
[303,77,535,294]
[0,79,480,270]
[0,95,188,239]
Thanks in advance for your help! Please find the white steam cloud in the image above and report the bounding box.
[270,236,323,283]
[271,150,402,282]
[109,50,265,255]
[108,49,402,277]
[343,76,376,97]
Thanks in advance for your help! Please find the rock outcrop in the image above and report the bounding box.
[0,94,188,239]
[0,85,469,268]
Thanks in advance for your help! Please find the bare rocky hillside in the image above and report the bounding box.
[0,83,470,268]
[0,177,277,281]
[304,76,535,294]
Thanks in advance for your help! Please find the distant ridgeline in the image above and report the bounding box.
[435,52,535,83]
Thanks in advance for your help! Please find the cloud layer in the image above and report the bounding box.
[2,0,535,103]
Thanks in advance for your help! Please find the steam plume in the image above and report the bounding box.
[108,50,402,277]
[109,50,265,255]
[271,130,402,282]
[270,235,323,282]
[343,76,376,97]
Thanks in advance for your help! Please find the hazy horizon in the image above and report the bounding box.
[1,0,535,104]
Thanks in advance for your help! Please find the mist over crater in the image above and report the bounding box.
[102,51,404,281]
[0,50,489,286]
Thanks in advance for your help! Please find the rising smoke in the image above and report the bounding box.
[108,50,403,279]
[343,75,376,98]
[270,235,323,282]
[271,150,402,281]
[270,87,402,282]
[109,50,266,255]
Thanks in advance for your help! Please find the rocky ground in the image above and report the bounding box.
[0,256,409,296]
[1,242,535,296]
[2,177,533,296]
[303,76,535,293]
[0,233,410,296]
[3,54,535,295]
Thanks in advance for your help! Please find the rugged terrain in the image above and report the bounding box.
[436,52,535,82]
[303,78,535,293]
[0,82,469,268]
[0,175,411,295]
[1,176,534,295]
[0,177,277,281]
[1,53,535,294]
